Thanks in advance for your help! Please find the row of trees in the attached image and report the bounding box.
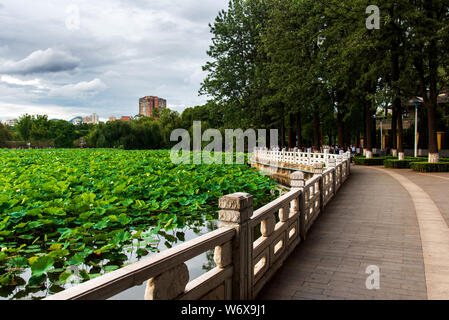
[4,115,92,148]
[0,123,12,147]
[1,108,201,150]
[199,0,449,162]
[87,109,181,149]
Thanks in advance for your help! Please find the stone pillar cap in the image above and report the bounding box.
[290,171,305,180]
[219,193,253,210]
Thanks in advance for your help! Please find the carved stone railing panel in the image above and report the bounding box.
[45,227,236,300]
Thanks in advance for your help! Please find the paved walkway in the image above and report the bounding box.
[257,166,449,300]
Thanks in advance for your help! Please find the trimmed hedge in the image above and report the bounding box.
[384,157,423,169]
[410,162,449,172]
[384,159,412,169]
[354,157,386,166]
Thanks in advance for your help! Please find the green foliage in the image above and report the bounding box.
[410,162,449,172]
[354,157,387,166]
[0,149,278,299]
[0,123,12,147]
[87,112,183,150]
[384,158,421,169]
[198,0,449,152]
[14,114,88,148]
[30,256,55,277]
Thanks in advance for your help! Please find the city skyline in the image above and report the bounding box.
[0,0,228,122]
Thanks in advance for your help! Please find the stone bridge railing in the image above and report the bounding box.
[45,153,351,300]
[252,149,351,168]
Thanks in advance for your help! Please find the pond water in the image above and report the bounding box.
[109,221,218,300]
[0,220,218,300]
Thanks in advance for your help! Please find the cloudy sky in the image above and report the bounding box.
[0,0,228,122]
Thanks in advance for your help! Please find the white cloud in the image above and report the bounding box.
[0,48,80,75]
[0,101,93,121]
[65,4,81,31]
[49,78,107,97]
[0,75,47,89]
[0,0,228,119]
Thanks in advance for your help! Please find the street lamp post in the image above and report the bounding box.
[374,115,387,152]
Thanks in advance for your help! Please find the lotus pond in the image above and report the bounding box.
[0,149,278,299]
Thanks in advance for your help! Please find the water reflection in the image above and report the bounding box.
[109,220,218,300]
[0,220,218,300]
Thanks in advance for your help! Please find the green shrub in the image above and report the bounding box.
[384,158,423,169]
[384,159,411,169]
[354,157,386,166]
[410,162,449,172]
[440,157,449,162]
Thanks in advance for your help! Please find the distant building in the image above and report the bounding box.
[5,119,18,127]
[80,113,99,124]
[82,116,92,124]
[70,117,82,125]
[139,96,167,118]
[108,116,117,122]
[120,116,131,121]
[92,113,99,124]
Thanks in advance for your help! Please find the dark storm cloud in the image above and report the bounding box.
[0,48,80,75]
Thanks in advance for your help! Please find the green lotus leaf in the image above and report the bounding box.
[30,256,54,277]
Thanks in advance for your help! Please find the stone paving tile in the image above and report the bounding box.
[257,166,428,300]
[393,169,449,229]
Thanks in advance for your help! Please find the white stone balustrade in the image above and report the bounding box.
[46,151,351,301]
[251,149,350,168]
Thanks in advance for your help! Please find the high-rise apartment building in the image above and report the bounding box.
[139,96,167,118]
[92,113,99,124]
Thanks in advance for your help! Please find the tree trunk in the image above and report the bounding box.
[364,85,374,158]
[428,39,439,162]
[427,103,438,156]
[296,111,302,147]
[280,104,285,148]
[390,5,401,157]
[313,105,320,151]
[397,102,404,153]
[391,104,397,153]
[337,110,344,148]
[288,113,294,149]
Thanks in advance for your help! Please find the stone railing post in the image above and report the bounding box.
[346,151,351,175]
[313,163,324,213]
[328,158,337,196]
[218,193,253,300]
[290,171,306,240]
[336,156,343,182]
[336,155,343,163]
[323,149,329,166]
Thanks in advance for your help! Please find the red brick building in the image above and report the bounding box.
[139,96,167,118]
